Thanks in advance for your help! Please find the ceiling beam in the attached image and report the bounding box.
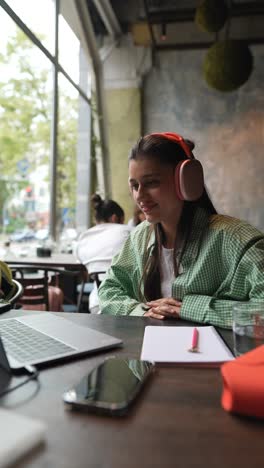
[155,36,264,52]
[143,2,264,25]
[93,0,122,38]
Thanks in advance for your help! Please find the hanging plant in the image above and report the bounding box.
[203,39,253,92]
[195,0,229,33]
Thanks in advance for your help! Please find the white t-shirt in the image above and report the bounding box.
[160,246,182,298]
[75,223,132,312]
[76,223,132,272]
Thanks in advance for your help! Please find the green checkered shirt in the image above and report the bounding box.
[98,208,264,329]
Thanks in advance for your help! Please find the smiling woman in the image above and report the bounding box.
[129,158,182,245]
[98,132,264,329]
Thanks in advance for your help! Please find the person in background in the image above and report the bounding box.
[127,204,146,227]
[76,194,132,313]
[98,132,264,329]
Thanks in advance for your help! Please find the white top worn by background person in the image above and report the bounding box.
[76,223,132,313]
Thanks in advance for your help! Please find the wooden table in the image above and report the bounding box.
[4,253,84,269]
[1,310,263,468]
[5,255,87,312]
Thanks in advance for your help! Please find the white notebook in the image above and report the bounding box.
[141,326,234,365]
[0,408,45,467]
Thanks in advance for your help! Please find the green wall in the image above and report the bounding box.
[105,87,141,222]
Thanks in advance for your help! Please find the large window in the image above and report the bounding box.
[6,0,55,53]
[57,73,78,231]
[0,0,91,252]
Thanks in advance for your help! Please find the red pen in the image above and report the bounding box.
[188,327,199,353]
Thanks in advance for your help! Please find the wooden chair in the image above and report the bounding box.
[11,265,83,312]
[41,267,86,313]
[89,271,107,288]
[12,268,50,311]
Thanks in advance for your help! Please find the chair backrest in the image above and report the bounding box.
[89,271,107,288]
[13,268,49,311]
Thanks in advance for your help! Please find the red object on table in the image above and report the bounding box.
[221,345,264,419]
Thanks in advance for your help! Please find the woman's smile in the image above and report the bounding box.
[140,202,158,214]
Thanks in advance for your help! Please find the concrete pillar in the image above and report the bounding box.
[103,35,151,220]
[76,46,92,231]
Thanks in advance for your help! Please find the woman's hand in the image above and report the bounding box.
[143,298,182,320]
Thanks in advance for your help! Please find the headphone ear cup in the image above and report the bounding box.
[175,160,204,201]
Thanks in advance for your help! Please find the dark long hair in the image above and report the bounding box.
[129,134,217,301]
[91,194,124,224]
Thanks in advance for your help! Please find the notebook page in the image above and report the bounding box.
[140,326,234,363]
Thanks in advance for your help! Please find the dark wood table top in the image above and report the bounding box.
[4,253,85,270]
[1,311,263,468]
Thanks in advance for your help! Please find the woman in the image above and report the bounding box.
[98,132,264,329]
[76,194,132,313]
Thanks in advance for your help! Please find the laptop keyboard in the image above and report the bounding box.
[0,319,75,364]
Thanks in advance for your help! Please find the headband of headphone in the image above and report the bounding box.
[150,132,193,158]
[148,132,204,201]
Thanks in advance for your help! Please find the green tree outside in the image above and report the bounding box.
[0,28,78,233]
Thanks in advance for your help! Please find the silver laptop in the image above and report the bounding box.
[0,313,122,370]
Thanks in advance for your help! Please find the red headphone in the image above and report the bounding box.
[150,132,204,201]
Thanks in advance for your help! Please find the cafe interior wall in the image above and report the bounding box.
[143,44,264,231]
[105,86,140,221]
[100,6,264,228]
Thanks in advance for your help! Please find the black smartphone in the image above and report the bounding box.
[63,357,155,416]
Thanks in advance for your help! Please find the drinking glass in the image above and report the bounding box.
[232,301,264,356]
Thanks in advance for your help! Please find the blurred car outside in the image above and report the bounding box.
[9,229,36,242]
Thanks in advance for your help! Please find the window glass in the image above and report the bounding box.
[0,12,52,255]
[0,2,92,255]
[6,0,55,54]
[57,73,78,238]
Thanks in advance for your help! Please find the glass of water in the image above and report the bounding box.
[233,302,264,356]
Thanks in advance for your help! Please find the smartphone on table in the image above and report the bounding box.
[63,357,155,416]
